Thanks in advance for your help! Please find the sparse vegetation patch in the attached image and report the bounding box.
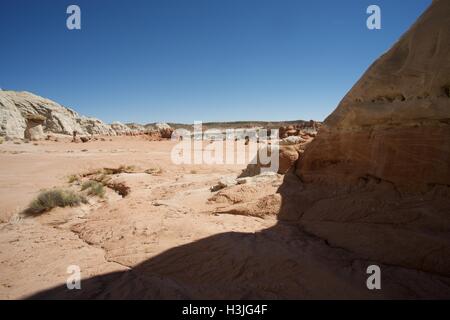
[76,166,136,198]
[68,174,81,184]
[27,189,87,215]
[81,180,105,198]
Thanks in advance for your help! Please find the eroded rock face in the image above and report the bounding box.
[125,123,146,135]
[25,124,44,141]
[0,92,27,139]
[155,123,174,139]
[279,121,319,139]
[0,91,169,138]
[111,122,132,136]
[0,91,116,139]
[298,0,450,193]
[77,117,116,136]
[240,142,310,177]
[290,0,450,277]
[210,173,283,218]
[24,114,46,141]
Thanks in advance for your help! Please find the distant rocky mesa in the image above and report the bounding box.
[0,90,172,140]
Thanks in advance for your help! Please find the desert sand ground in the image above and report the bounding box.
[0,137,272,298]
[1,137,448,299]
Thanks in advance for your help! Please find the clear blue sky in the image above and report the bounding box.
[0,0,431,124]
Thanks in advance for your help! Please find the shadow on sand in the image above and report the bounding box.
[26,172,450,299]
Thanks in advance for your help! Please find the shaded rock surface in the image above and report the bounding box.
[24,114,46,141]
[240,141,311,177]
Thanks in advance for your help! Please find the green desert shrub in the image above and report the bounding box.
[28,189,87,214]
[0,137,4,144]
[81,180,105,198]
[81,180,98,191]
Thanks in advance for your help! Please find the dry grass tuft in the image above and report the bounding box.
[103,165,136,175]
[81,180,105,198]
[145,167,163,175]
[68,174,81,184]
[95,174,112,185]
[27,189,87,215]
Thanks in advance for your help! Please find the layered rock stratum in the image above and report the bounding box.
[291,0,450,276]
[298,0,450,191]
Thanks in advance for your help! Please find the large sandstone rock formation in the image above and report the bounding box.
[0,91,174,139]
[298,0,450,192]
[290,0,450,277]
[155,122,174,139]
[0,90,115,139]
